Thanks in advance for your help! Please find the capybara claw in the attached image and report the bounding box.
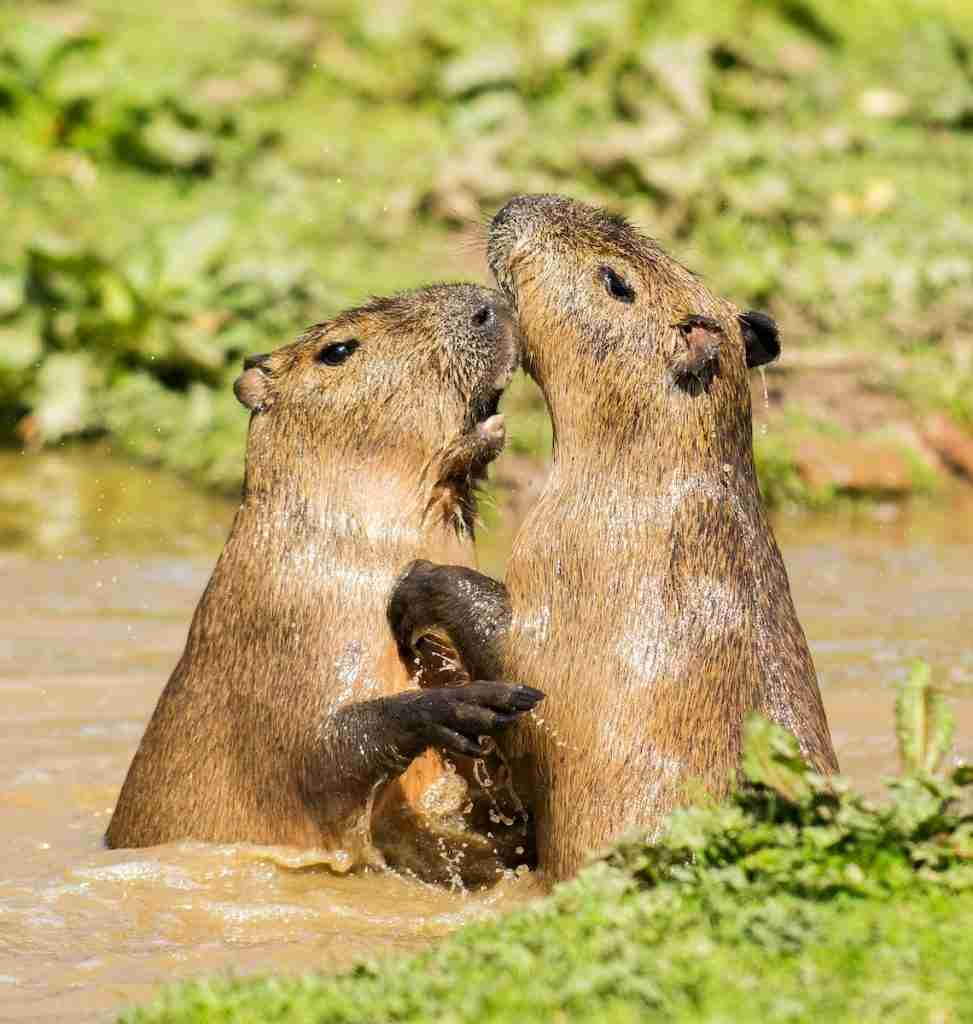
[465,680,544,715]
[406,681,543,758]
[507,685,545,712]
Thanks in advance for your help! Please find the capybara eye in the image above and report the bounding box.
[471,305,493,328]
[316,340,360,366]
[599,266,635,304]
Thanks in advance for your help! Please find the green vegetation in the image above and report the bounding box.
[3,0,973,498]
[124,664,973,1023]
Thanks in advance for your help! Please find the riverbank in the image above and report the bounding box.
[3,0,973,509]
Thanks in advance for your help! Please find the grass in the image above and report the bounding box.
[122,886,973,1023]
[3,0,973,501]
[123,665,973,1023]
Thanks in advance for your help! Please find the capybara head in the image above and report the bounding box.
[232,284,519,514]
[487,194,778,451]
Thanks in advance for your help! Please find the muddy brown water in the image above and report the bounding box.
[2,448,972,1022]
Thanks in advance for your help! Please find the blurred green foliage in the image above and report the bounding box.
[3,0,973,492]
[125,666,973,1023]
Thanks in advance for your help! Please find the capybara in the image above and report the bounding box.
[107,283,542,885]
[390,195,837,881]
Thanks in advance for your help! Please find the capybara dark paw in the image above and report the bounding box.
[388,559,435,623]
[494,683,545,712]
[388,559,477,651]
[403,681,544,758]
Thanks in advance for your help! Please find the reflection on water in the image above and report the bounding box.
[773,508,973,786]
[0,445,234,558]
[1,449,972,1022]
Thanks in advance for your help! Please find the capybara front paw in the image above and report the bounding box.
[406,681,544,758]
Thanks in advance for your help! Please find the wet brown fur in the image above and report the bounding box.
[489,195,838,881]
[106,284,519,870]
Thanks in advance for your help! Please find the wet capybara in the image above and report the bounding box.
[390,194,838,882]
[106,283,543,882]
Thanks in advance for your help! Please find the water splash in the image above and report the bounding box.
[527,708,573,752]
[758,366,769,437]
[473,740,521,829]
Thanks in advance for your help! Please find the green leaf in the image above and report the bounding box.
[46,53,107,106]
[896,661,956,775]
[136,111,214,170]
[27,233,91,270]
[0,313,43,373]
[741,714,812,803]
[0,268,26,318]
[169,324,226,374]
[155,216,231,293]
[28,351,99,441]
[3,21,90,82]
[94,271,138,325]
[439,45,523,98]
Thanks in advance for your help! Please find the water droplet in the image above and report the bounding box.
[758,367,770,437]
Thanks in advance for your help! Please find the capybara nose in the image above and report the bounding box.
[491,194,559,232]
[243,352,271,371]
[491,195,535,232]
[491,199,515,230]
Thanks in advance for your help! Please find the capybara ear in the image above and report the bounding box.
[233,367,271,412]
[739,311,780,369]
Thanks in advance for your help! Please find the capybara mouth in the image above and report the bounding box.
[490,262,516,307]
[470,388,503,426]
[487,201,524,306]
